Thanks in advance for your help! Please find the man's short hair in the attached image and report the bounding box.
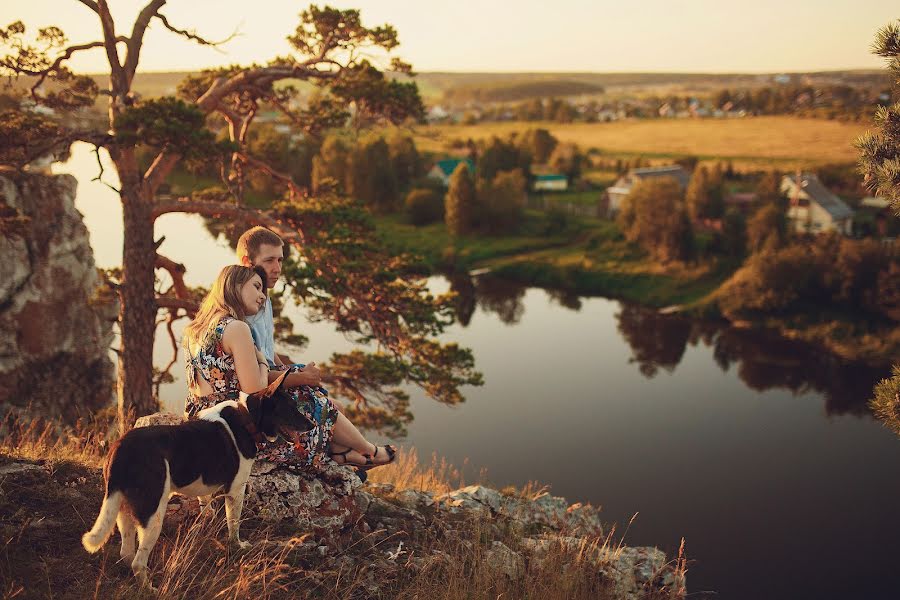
[236,227,283,262]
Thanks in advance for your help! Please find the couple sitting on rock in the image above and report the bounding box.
[182,226,395,477]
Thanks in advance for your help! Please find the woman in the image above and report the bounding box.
[183,265,394,473]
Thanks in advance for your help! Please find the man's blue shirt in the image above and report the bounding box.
[246,296,276,367]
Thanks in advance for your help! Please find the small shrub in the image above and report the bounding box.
[405,188,444,226]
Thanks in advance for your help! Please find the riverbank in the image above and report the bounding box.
[376,213,898,367]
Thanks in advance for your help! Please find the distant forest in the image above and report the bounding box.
[443,80,605,103]
[50,69,890,105]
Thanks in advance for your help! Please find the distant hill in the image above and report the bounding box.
[55,69,890,106]
[443,79,605,103]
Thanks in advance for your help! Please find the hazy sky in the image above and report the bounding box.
[5,0,898,73]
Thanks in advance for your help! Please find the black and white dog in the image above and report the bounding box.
[81,371,311,587]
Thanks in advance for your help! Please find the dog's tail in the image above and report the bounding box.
[81,490,123,553]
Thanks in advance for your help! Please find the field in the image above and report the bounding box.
[412,116,873,169]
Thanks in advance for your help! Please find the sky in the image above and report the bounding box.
[4,0,898,74]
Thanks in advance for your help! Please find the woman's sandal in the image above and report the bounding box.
[364,444,397,469]
[330,444,397,470]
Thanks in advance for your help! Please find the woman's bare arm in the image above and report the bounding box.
[222,320,268,394]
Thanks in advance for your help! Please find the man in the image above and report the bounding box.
[235,226,396,472]
[236,226,322,388]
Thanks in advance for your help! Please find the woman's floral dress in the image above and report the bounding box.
[184,316,339,471]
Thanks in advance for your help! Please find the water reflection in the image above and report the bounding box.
[616,304,692,377]
[454,275,888,417]
[544,288,583,311]
[448,273,477,327]
[474,275,527,325]
[710,328,884,417]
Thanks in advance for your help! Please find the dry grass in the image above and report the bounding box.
[0,415,685,599]
[366,447,482,495]
[414,116,872,168]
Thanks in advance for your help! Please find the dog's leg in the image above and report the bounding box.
[198,494,215,517]
[117,512,136,564]
[132,466,171,591]
[224,483,250,551]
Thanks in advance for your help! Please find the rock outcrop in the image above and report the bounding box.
[136,411,686,599]
[0,171,116,424]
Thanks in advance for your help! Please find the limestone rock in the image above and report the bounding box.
[522,535,685,599]
[483,540,524,579]
[601,546,686,599]
[0,172,115,425]
[433,485,603,536]
[394,488,435,511]
[134,412,184,428]
[243,460,365,541]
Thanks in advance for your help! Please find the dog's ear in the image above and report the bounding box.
[254,370,290,399]
[243,392,261,419]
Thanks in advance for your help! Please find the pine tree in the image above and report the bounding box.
[859,21,900,433]
[856,20,900,214]
[445,163,475,236]
[685,166,710,221]
[312,134,349,194]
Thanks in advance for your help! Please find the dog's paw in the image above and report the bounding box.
[232,540,251,552]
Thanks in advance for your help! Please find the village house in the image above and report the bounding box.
[780,173,854,235]
[723,192,759,214]
[532,174,568,192]
[426,158,476,187]
[604,165,691,216]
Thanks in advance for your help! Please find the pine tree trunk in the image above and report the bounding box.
[117,185,158,427]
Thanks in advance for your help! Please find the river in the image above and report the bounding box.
[56,143,899,600]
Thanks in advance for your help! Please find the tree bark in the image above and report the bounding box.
[117,185,158,427]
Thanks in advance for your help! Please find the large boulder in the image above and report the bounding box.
[0,172,116,424]
[244,460,366,540]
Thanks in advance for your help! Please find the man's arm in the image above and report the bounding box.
[265,362,323,387]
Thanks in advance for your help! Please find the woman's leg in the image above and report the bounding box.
[328,412,394,466]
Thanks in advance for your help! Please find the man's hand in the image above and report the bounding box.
[297,362,322,386]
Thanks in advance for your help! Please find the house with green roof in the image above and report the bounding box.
[427,158,475,186]
[533,173,568,192]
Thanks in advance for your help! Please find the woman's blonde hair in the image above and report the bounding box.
[183,265,262,348]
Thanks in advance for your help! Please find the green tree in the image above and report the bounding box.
[548,142,584,183]
[517,128,558,164]
[755,170,784,207]
[856,20,900,213]
[385,130,421,190]
[618,177,694,263]
[746,203,787,254]
[477,136,527,183]
[686,166,724,221]
[685,166,710,221]
[346,135,398,213]
[312,134,350,194]
[870,366,900,435]
[716,244,825,318]
[445,162,475,236]
[859,21,900,435]
[475,168,526,235]
[0,5,471,430]
[721,208,747,257]
[404,188,444,226]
